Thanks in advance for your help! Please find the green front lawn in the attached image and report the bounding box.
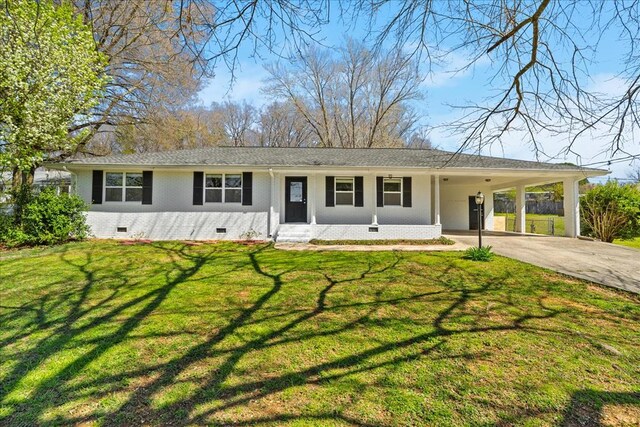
[614,237,640,250]
[1,242,639,426]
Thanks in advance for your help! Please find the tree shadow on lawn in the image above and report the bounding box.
[0,242,242,424]
[1,243,630,426]
[562,390,640,426]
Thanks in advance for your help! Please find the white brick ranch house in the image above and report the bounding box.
[50,147,607,242]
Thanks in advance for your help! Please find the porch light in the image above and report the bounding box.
[475,192,484,248]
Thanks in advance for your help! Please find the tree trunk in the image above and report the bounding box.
[25,167,35,187]
[10,166,35,225]
[11,167,23,193]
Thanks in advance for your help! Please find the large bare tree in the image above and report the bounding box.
[348,0,640,161]
[63,1,639,160]
[111,106,228,153]
[193,1,640,160]
[258,102,314,147]
[72,0,215,154]
[210,101,258,147]
[264,40,423,148]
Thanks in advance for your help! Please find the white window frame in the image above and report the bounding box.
[383,177,402,207]
[104,172,143,203]
[334,177,355,206]
[204,173,242,204]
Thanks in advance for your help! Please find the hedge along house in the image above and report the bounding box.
[50,147,608,242]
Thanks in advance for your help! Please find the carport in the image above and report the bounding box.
[433,169,604,237]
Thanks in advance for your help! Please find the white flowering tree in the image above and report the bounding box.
[0,0,107,191]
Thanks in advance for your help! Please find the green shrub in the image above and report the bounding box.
[0,209,32,247]
[0,188,89,247]
[464,245,494,261]
[0,210,14,240]
[581,181,640,242]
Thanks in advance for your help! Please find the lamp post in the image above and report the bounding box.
[475,191,485,248]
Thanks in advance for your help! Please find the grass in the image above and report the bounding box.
[614,237,640,250]
[308,237,455,246]
[1,241,639,426]
[495,213,565,235]
[463,245,494,261]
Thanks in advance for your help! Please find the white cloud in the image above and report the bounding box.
[198,64,269,106]
[586,73,629,98]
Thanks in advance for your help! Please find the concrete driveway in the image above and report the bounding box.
[446,231,640,295]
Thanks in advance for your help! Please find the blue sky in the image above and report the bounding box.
[198,4,638,181]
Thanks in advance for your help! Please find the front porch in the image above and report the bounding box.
[270,172,439,242]
[269,169,583,243]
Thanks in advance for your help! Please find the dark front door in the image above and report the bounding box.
[285,177,307,223]
[469,196,485,230]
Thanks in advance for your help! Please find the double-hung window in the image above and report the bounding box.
[335,177,354,206]
[383,178,402,206]
[205,173,242,203]
[105,172,142,202]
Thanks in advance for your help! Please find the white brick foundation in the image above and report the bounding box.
[311,224,442,241]
[86,211,268,240]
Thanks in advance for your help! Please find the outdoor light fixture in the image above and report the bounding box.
[475,191,485,248]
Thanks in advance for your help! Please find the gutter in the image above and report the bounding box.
[45,162,609,177]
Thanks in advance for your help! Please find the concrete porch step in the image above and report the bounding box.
[276,224,312,243]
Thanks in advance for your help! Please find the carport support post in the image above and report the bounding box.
[563,178,580,237]
[515,185,526,233]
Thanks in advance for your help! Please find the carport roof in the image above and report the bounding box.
[55,146,607,173]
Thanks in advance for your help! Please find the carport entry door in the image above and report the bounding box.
[468,196,485,230]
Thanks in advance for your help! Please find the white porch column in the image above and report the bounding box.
[268,169,277,237]
[371,174,378,225]
[563,178,580,237]
[310,174,317,224]
[433,174,441,225]
[515,185,526,233]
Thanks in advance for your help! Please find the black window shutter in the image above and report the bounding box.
[354,176,364,207]
[142,171,153,205]
[242,172,253,206]
[91,170,103,204]
[325,176,335,207]
[376,176,384,207]
[403,177,412,207]
[193,171,204,205]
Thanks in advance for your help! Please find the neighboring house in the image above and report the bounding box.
[48,147,608,242]
[0,168,72,205]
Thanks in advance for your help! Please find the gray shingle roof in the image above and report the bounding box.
[58,146,606,173]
